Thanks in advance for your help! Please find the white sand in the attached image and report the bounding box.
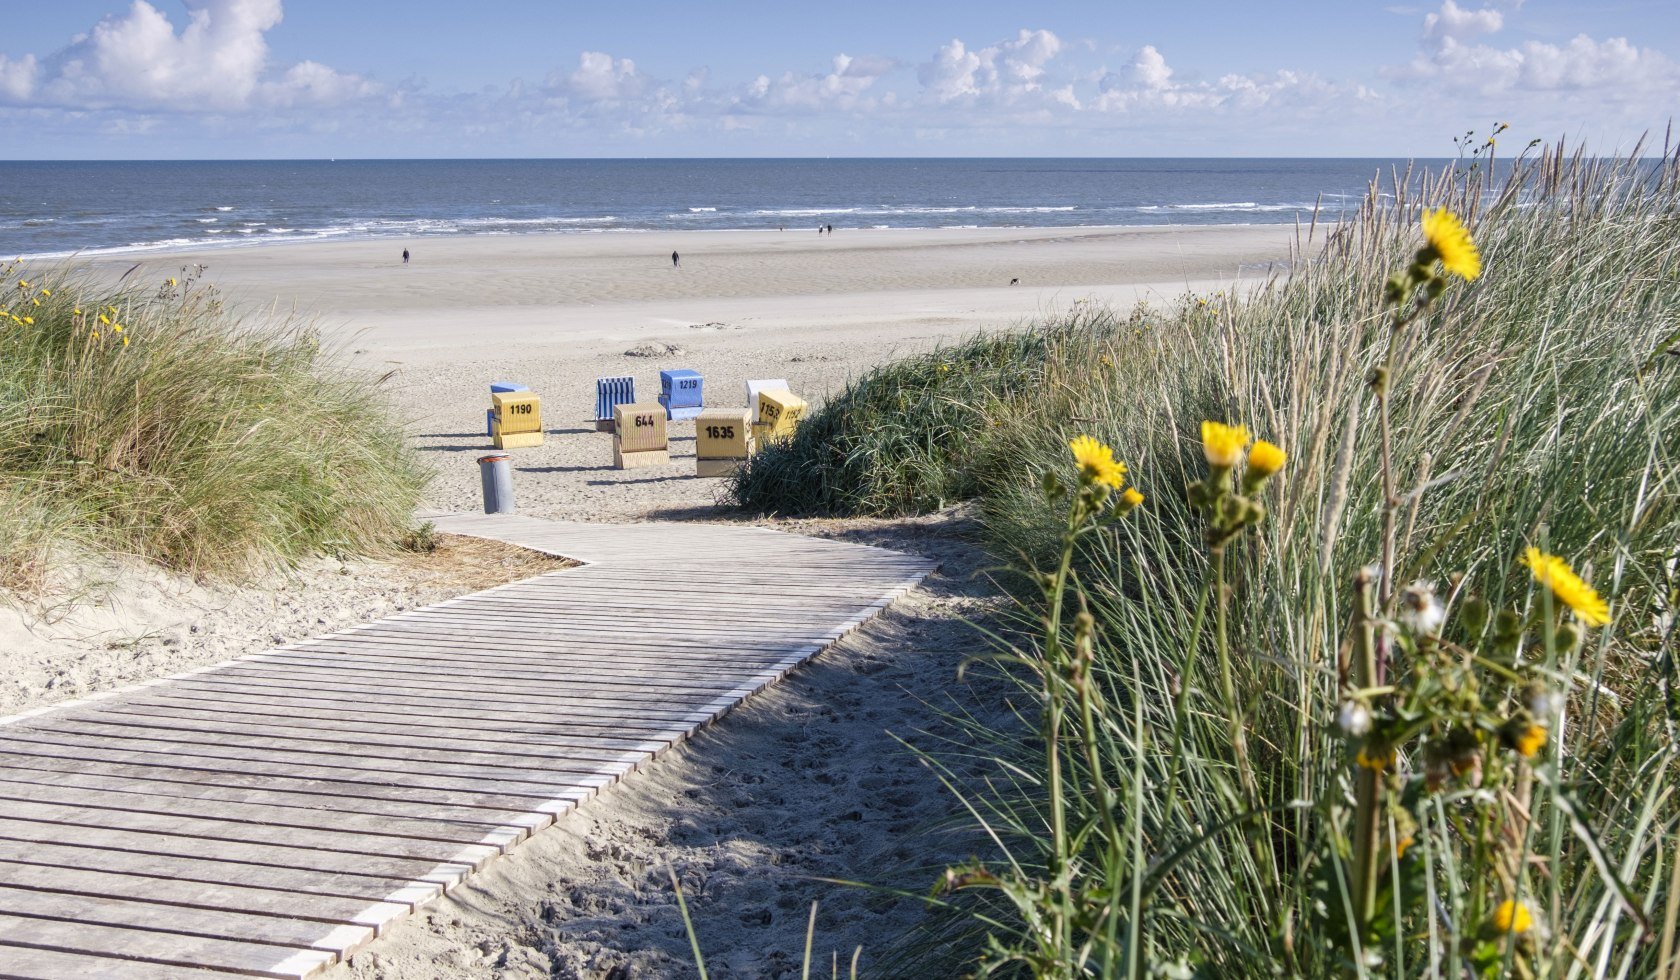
[80,225,1294,522]
[27,224,1296,975]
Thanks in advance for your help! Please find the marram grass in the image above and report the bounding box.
[0,267,428,588]
[737,139,1680,977]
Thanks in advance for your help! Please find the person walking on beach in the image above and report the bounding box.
[671,250,680,268]
[402,248,410,265]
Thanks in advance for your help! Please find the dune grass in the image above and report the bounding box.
[732,139,1680,976]
[0,265,428,590]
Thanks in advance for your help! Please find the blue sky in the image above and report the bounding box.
[3,0,1677,158]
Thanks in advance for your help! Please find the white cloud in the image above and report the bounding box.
[918,29,1065,103]
[554,51,647,102]
[1127,45,1173,91]
[0,54,36,101]
[733,53,897,113]
[260,61,379,108]
[1422,0,1503,47]
[1393,2,1677,97]
[3,0,375,111]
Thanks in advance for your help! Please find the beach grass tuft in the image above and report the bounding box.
[0,265,429,589]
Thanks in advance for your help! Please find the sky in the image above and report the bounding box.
[2,0,1677,159]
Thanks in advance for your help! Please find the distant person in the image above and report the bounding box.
[826,223,833,235]
[817,225,823,234]
[402,248,410,265]
[672,250,680,268]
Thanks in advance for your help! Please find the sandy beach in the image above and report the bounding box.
[15,223,1296,977]
[79,224,1295,522]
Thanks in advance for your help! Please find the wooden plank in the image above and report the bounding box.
[0,885,374,956]
[0,733,598,802]
[0,779,529,853]
[0,751,576,818]
[0,798,504,869]
[0,817,475,889]
[0,912,337,979]
[0,839,445,906]
[0,945,241,979]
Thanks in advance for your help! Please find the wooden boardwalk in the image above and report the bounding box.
[0,513,934,978]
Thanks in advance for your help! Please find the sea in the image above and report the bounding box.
[0,158,1452,260]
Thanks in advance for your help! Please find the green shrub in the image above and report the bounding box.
[0,266,429,587]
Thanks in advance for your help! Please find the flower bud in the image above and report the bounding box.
[1459,596,1490,637]
[1336,701,1372,737]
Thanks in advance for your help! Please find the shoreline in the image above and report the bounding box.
[20,219,1309,263]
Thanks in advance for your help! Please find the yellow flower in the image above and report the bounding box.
[18,280,29,288]
[1395,834,1414,859]
[99,314,109,324]
[21,316,32,325]
[1247,440,1286,477]
[1492,899,1534,935]
[122,337,130,347]
[1513,723,1547,758]
[1421,208,1481,281]
[91,331,99,340]
[108,305,118,313]
[113,324,124,333]
[1522,547,1610,626]
[73,308,82,315]
[39,288,50,296]
[31,298,40,306]
[1201,421,1250,469]
[167,277,177,287]
[1069,435,1127,490]
[1355,745,1396,771]
[1122,487,1144,509]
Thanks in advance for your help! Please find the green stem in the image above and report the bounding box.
[1212,547,1257,806]
[1351,570,1383,932]
[1160,572,1214,822]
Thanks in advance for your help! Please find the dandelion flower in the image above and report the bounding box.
[1069,435,1127,490]
[122,337,129,347]
[1522,547,1610,626]
[1122,487,1144,508]
[1513,724,1547,758]
[1421,208,1481,281]
[1355,744,1395,771]
[72,308,81,315]
[1201,421,1250,469]
[113,324,124,333]
[40,288,50,296]
[1492,900,1534,935]
[99,314,109,324]
[21,316,33,325]
[167,277,177,287]
[18,280,29,288]
[1247,440,1286,477]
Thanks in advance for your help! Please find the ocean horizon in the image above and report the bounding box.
[0,157,1482,260]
